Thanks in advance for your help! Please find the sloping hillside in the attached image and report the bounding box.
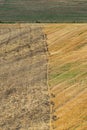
[0,24,50,130]
[0,0,87,22]
[0,24,87,130]
[44,24,87,130]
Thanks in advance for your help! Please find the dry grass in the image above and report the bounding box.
[0,24,50,130]
[44,24,87,130]
[0,24,87,130]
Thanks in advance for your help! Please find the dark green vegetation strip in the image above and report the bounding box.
[0,0,87,22]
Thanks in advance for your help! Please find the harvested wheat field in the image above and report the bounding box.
[0,24,87,130]
[44,24,87,130]
[0,24,50,130]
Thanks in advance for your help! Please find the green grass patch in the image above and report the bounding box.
[49,62,87,86]
[0,0,87,22]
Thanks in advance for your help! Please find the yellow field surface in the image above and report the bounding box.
[44,24,87,130]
